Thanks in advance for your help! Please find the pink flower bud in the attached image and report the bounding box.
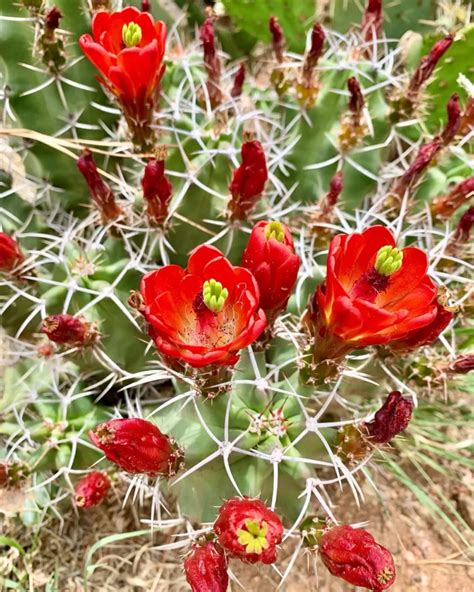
[431,176,474,219]
[89,418,183,477]
[269,16,285,63]
[0,232,24,273]
[41,314,99,346]
[448,354,474,374]
[442,93,462,144]
[184,542,229,592]
[214,497,283,565]
[408,35,453,96]
[231,64,246,99]
[364,391,413,444]
[242,221,300,323]
[141,158,173,226]
[453,206,474,242]
[319,525,396,591]
[77,149,122,222]
[228,140,268,221]
[75,471,110,508]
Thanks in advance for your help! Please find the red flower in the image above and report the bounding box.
[228,141,268,221]
[364,391,413,444]
[184,542,229,592]
[315,226,450,350]
[214,497,283,565]
[141,158,173,225]
[41,314,99,346]
[319,525,395,591]
[0,232,24,272]
[89,418,183,476]
[141,245,266,368]
[75,471,110,508]
[242,221,300,323]
[79,7,166,104]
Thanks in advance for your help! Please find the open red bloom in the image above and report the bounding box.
[315,226,450,349]
[214,497,283,565]
[89,418,182,476]
[75,471,110,508]
[79,7,166,104]
[319,525,395,591]
[0,232,24,272]
[141,245,266,368]
[184,542,229,592]
[242,221,300,323]
[228,141,268,221]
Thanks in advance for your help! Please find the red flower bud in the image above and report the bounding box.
[348,77,365,116]
[453,205,474,242]
[303,22,325,76]
[324,170,344,210]
[0,232,24,273]
[89,418,183,476]
[214,497,283,565]
[242,221,300,323]
[231,64,246,99]
[361,0,383,43]
[364,391,413,444]
[141,0,151,12]
[200,17,222,107]
[408,35,453,96]
[228,140,268,221]
[184,542,229,592]
[269,16,285,63]
[431,176,474,219]
[41,314,99,346]
[319,525,395,591]
[77,149,122,222]
[44,6,62,31]
[442,93,462,144]
[141,158,173,225]
[448,354,474,374]
[75,471,110,508]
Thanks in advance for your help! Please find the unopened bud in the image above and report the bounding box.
[442,93,462,144]
[231,64,246,99]
[408,35,453,97]
[448,354,474,374]
[41,314,99,347]
[364,391,413,444]
[269,16,285,63]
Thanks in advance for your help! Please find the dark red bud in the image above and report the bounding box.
[141,158,173,225]
[306,23,325,69]
[0,232,24,272]
[408,35,454,95]
[327,171,344,207]
[41,314,98,346]
[44,6,63,30]
[141,0,151,12]
[442,93,461,144]
[75,471,110,508]
[200,17,221,107]
[361,0,383,41]
[231,64,246,98]
[448,354,474,374]
[431,176,474,219]
[364,391,413,444]
[184,542,229,592]
[392,137,443,199]
[269,16,285,63]
[77,149,122,222]
[453,206,474,242]
[348,77,365,115]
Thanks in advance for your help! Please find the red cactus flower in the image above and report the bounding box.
[431,176,474,219]
[214,497,283,565]
[269,16,285,63]
[0,232,24,272]
[228,140,268,221]
[89,418,183,477]
[309,226,452,361]
[77,149,122,222]
[75,471,110,508]
[41,314,99,346]
[242,221,300,324]
[140,245,266,368]
[141,158,173,225]
[364,391,413,444]
[408,35,453,96]
[319,525,395,591]
[184,541,229,592]
[79,7,166,104]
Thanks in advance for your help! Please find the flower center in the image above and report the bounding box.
[264,220,285,242]
[374,245,403,276]
[122,22,142,48]
[237,519,269,554]
[202,279,228,314]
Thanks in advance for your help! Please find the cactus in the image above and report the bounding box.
[0,1,472,589]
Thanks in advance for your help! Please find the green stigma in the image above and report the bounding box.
[202,279,228,314]
[122,22,142,48]
[264,220,285,242]
[374,245,403,276]
[237,520,269,555]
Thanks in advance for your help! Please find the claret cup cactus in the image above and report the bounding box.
[1,1,472,590]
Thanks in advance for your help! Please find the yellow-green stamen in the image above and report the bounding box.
[374,245,403,276]
[122,22,142,48]
[202,279,228,314]
[237,519,269,554]
[265,220,285,242]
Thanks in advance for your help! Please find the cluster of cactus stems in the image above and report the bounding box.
[0,0,473,590]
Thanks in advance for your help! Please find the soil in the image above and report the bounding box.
[1,473,473,591]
